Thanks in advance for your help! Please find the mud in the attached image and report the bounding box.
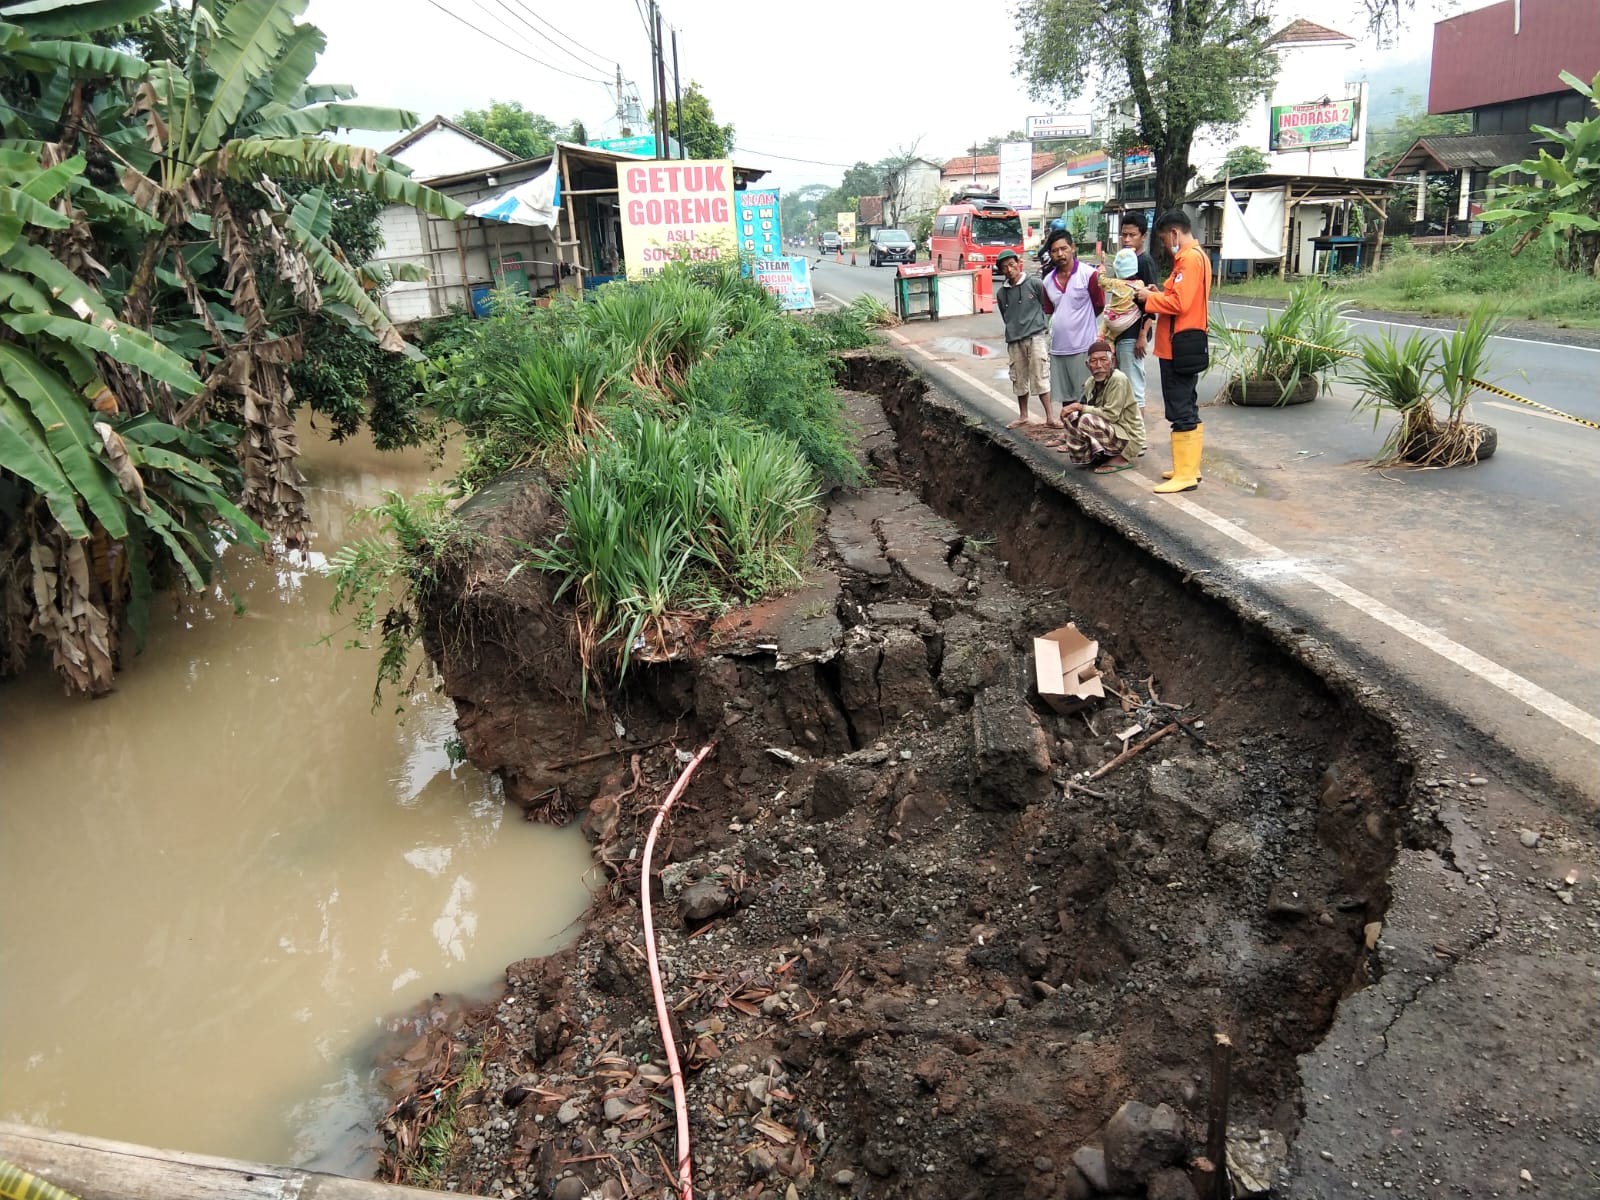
[385,354,1427,1200]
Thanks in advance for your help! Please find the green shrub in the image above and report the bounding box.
[525,410,818,682]
[673,319,861,484]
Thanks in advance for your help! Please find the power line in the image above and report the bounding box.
[423,0,611,84]
[499,0,616,74]
[733,146,857,169]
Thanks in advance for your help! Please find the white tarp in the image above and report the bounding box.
[1220,187,1285,259]
[466,159,562,228]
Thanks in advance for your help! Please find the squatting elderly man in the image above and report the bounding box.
[1051,338,1146,473]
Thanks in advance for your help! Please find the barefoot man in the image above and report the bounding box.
[995,249,1055,428]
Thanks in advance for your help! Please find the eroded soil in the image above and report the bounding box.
[383,357,1422,1200]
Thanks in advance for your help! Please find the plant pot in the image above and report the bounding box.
[1227,375,1318,407]
[1400,421,1498,465]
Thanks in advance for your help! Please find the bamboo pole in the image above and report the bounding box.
[1278,185,1293,279]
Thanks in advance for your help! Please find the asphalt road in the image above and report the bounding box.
[815,260,1596,511]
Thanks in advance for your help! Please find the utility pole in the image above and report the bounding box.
[671,27,684,159]
[653,3,670,159]
[615,64,628,136]
[647,2,663,155]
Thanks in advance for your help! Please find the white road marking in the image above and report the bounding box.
[1481,399,1580,425]
[891,330,1600,749]
[1215,299,1600,355]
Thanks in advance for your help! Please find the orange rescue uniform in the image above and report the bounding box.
[1140,243,1212,359]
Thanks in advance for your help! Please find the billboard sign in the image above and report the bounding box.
[736,188,783,262]
[836,212,856,243]
[997,141,1034,211]
[751,256,814,310]
[1026,113,1092,139]
[618,159,736,279]
[1269,99,1359,152]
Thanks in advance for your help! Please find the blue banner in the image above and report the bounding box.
[737,189,783,265]
[751,256,813,310]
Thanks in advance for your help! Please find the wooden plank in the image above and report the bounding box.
[0,1123,442,1200]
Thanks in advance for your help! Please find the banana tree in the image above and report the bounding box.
[0,0,461,694]
[102,0,463,544]
[0,139,262,693]
[1479,69,1600,275]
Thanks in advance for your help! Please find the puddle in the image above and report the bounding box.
[1200,455,1271,496]
[930,337,1001,358]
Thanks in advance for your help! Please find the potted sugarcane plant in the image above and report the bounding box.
[1209,283,1354,406]
[1350,306,1501,467]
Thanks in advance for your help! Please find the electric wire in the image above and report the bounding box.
[499,0,616,74]
[421,0,611,83]
[733,145,857,168]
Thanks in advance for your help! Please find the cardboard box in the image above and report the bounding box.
[1033,623,1105,713]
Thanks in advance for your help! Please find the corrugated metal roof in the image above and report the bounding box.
[1430,0,1600,114]
[1267,18,1354,45]
[1385,133,1541,175]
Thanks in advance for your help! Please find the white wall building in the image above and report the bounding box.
[882,157,943,227]
[384,115,517,179]
[1192,19,1370,182]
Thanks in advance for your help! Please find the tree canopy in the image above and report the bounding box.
[1364,91,1470,178]
[454,100,585,159]
[1013,0,1278,212]
[650,82,734,159]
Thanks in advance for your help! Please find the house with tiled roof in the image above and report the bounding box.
[939,152,1058,198]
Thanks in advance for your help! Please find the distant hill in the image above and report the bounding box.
[1352,53,1432,129]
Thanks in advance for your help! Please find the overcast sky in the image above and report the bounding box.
[305,0,1458,191]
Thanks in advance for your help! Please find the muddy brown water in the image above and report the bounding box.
[0,423,594,1173]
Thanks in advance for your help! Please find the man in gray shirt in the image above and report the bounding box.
[995,249,1057,427]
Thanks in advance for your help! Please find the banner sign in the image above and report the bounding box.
[736,188,783,262]
[590,134,680,157]
[1269,99,1359,152]
[1065,151,1109,176]
[998,141,1034,212]
[751,256,814,310]
[836,212,856,243]
[1026,113,1092,139]
[618,158,736,279]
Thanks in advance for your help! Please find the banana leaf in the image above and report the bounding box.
[209,137,465,220]
[188,0,310,157]
[11,38,149,77]
[0,386,91,536]
[248,102,419,140]
[4,0,160,38]
[0,341,127,537]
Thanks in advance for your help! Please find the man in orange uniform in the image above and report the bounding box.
[1128,210,1211,493]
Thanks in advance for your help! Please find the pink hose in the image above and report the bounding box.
[640,742,714,1200]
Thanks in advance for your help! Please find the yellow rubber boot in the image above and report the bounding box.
[1153,427,1202,493]
[1161,422,1202,480]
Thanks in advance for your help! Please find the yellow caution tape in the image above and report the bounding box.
[1221,327,1600,431]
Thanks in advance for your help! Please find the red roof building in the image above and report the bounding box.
[939,152,1058,180]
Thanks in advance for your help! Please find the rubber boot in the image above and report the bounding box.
[1153,427,1202,493]
[1161,422,1202,480]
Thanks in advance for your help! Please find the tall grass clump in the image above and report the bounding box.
[525,410,818,680]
